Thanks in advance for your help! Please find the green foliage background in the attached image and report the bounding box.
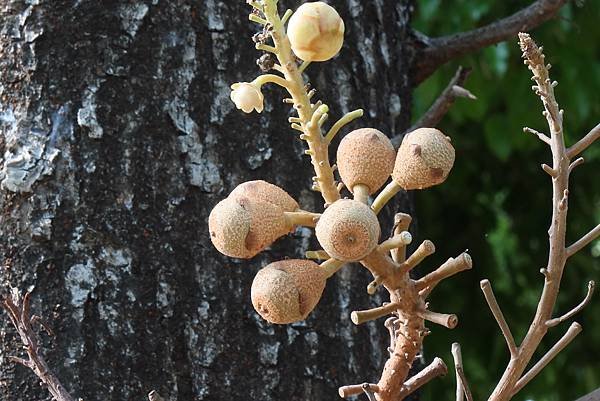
[412,1,600,400]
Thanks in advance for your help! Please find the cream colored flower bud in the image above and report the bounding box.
[208,196,293,259]
[316,199,380,262]
[251,259,327,324]
[230,180,298,212]
[337,128,395,194]
[287,2,345,62]
[230,82,264,113]
[392,128,455,190]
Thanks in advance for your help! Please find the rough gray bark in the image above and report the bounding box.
[0,1,416,400]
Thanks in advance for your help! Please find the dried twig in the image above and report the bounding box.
[451,343,473,401]
[546,281,595,327]
[1,289,76,401]
[414,0,568,82]
[482,33,597,401]
[567,122,600,159]
[392,67,475,148]
[480,280,517,357]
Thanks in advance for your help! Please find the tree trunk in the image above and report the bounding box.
[0,1,417,400]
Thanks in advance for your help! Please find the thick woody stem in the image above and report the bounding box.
[480,280,518,357]
[512,322,582,394]
[414,0,568,82]
[262,0,340,205]
[398,357,448,398]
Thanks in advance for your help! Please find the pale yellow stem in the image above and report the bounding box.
[371,181,401,215]
[262,1,340,205]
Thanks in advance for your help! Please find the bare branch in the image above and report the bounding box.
[513,322,582,395]
[546,281,595,328]
[575,388,600,401]
[451,343,473,401]
[338,383,380,399]
[415,252,473,293]
[566,224,600,258]
[398,357,448,398]
[351,303,400,326]
[390,213,413,263]
[567,122,600,159]
[414,0,568,82]
[524,127,551,145]
[480,279,518,357]
[568,157,585,176]
[399,240,436,274]
[392,67,474,148]
[417,309,458,329]
[1,290,76,401]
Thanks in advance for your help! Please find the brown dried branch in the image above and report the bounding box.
[338,383,380,399]
[513,322,582,394]
[391,213,413,263]
[480,279,518,357]
[391,67,475,148]
[414,252,473,293]
[397,357,448,398]
[483,33,593,401]
[451,343,473,401]
[567,122,600,159]
[1,289,76,401]
[417,309,458,329]
[399,240,436,274]
[546,281,595,328]
[566,223,600,258]
[414,0,568,82]
[575,388,600,401]
[351,303,400,326]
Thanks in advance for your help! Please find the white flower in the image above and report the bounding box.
[230,82,264,113]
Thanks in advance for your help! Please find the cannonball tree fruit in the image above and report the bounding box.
[337,128,396,194]
[287,2,345,62]
[208,196,293,259]
[251,259,327,324]
[392,128,455,190]
[229,180,298,212]
[316,199,380,262]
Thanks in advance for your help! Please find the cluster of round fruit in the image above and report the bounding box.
[209,127,455,324]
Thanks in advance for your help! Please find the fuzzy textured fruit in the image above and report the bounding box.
[230,180,298,212]
[392,128,455,190]
[287,2,345,62]
[316,199,380,261]
[251,260,327,324]
[337,128,395,194]
[208,197,293,259]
